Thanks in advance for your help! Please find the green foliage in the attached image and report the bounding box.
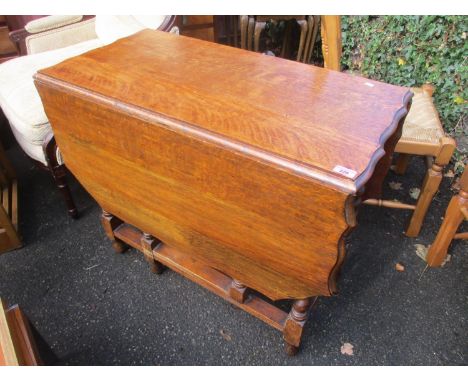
[341,16,467,170]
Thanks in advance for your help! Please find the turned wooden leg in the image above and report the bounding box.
[228,279,248,303]
[302,16,314,63]
[394,153,412,175]
[141,232,165,274]
[43,132,78,219]
[296,19,308,62]
[52,164,78,219]
[406,138,456,237]
[406,163,443,237]
[427,165,468,267]
[100,210,128,253]
[254,21,266,52]
[283,298,313,356]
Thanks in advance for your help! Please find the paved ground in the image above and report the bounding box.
[0,145,466,365]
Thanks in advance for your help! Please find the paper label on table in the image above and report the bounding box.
[332,165,357,178]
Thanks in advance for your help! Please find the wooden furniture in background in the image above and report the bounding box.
[303,16,320,64]
[178,16,215,42]
[364,84,456,237]
[426,164,467,267]
[240,15,337,67]
[0,141,21,254]
[320,15,342,71]
[0,15,178,219]
[213,16,239,47]
[0,298,41,365]
[35,30,412,355]
[0,16,18,63]
[253,16,308,61]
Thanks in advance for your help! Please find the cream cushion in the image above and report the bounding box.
[0,38,103,164]
[0,15,169,165]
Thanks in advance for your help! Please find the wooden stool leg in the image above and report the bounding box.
[394,153,412,175]
[302,16,314,63]
[281,21,292,58]
[254,21,266,52]
[406,163,443,237]
[100,210,128,253]
[283,298,313,356]
[406,138,456,237]
[141,233,165,274]
[240,15,248,49]
[427,165,468,266]
[0,205,21,251]
[296,19,308,61]
[426,193,466,267]
[247,17,255,51]
[306,16,320,64]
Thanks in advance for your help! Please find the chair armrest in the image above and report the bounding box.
[25,15,83,33]
[9,15,95,55]
[158,16,180,32]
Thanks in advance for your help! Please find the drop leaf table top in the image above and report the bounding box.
[34,30,412,354]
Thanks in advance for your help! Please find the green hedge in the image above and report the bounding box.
[341,16,467,171]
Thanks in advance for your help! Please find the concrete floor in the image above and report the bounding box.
[0,145,466,365]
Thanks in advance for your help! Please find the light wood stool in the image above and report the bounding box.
[364,84,456,237]
[426,164,467,267]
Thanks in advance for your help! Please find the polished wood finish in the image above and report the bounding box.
[0,299,41,365]
[426,164,467,267]
[35,30,411,353]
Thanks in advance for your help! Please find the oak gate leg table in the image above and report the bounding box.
[34,30,412,355]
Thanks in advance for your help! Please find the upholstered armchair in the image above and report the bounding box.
[0,15,178,218]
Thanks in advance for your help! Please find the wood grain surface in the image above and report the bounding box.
[34,30,411,301]
[36,29,412,193]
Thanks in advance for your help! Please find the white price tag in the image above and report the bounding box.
[332,165,357,179]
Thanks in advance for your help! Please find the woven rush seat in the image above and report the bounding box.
[401,87,445,144]
[392,84,456,237]
[396,84,448,157]
[365,84,456,237]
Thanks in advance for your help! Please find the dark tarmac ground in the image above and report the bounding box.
[0,144,466,365]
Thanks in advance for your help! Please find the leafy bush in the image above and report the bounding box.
[341,16,467,170]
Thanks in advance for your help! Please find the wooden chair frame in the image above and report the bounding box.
[239,15,324,64]
[319,18,457,237]
[0,298,41,365]
[426,164,467,267]
[0,139,21,253]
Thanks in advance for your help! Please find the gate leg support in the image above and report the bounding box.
[100,210,128,253]
[283,298,313,356]
[141,233,165,274]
